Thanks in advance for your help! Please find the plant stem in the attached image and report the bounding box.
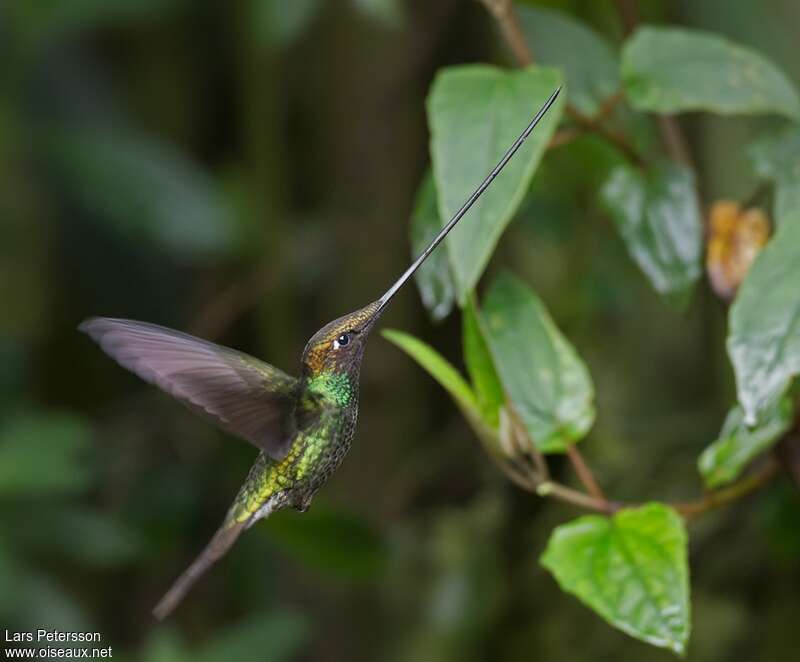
[566,444,607,502]
[656,115,694,169]
[672,460,780,519]
[536,481,617,514]
[480,0,533,66]
[614,0,639,35]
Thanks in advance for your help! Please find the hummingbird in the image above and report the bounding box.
[80,88,560,620]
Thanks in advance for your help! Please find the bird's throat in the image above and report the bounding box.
[306,371,356,408]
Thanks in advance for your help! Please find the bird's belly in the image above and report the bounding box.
[231,410,356,523]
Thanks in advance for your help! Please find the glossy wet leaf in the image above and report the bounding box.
[622,27,800,119]
[540,503,690,656]
[698,398,793,489]
[516,6,619,116]
[0,413,93,496]
[463,299,504,429]
[410,171,456,322]
[48,127,236,261]
[748,127,800,225]
[601,161,702,306]
[706,201,769,301]
[428,65,564,302]
[728,212,800,424]
[478,273,594,453]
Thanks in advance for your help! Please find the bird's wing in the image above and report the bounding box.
[80,317,300,460]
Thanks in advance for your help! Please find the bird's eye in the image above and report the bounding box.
[333,333,351,350]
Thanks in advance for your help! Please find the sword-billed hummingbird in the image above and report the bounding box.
[80,88,560,619]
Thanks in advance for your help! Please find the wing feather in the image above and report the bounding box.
[80,317,300,460]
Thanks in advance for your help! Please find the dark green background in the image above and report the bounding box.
[1,1,798,660]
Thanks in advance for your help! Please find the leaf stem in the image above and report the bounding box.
[672,460,780,519]
[536,481,617,514]
[479,0,534,67]
[566,444,607,503]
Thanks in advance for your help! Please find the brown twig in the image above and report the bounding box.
[537,481,617,514]
[566,444,607,502]
[656,115,694,169]
[548,126,584,150]
[507,404,549,480]
[479,0,533,66]
[672,460,780,519]
[614,0,639,36]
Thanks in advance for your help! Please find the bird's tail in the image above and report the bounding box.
[152,520,246,620]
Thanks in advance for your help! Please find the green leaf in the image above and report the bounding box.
[0,413,93,496]
[410,171,456,322]
[622,26,800,119]
[48,128,236,261]
[728,212,800,424]
[478,273,594,453]
[382,329,478,416]
[600,161,702,306]
[698,399,794,489]
[516,6,620,116]
[748,127,800,225]
[540,503,690,656]
[262,504,386,582]
[462,299,504,429]
[427,65,564,302]
[382,329,501,455]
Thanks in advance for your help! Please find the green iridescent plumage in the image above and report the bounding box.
[78,88,560,620]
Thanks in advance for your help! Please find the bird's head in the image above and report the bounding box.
[301,301,382,379]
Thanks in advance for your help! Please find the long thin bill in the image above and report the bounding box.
[375,86,562,315]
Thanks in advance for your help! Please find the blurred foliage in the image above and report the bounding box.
[1,0,799,661]
[622,26,800,119]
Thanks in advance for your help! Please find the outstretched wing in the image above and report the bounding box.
[80,317,300,460]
